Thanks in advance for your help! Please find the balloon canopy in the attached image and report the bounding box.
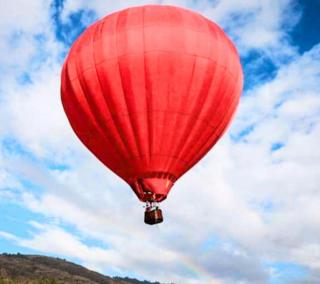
[61,5,243,223]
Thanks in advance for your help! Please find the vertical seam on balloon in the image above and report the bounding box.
[71,45,125,166]
[63,71,95,143]
[122,8,144,160]
[177,21,224,161]
[89,20,130,162]
[162,8,189,172]
[182,69,228,166]
[178,57,213,158]
[142,6,152,165]
[175,17,220,160]
[74,42,104,134]
[157,5,173,173]
[115,9,142,160]
[62,64,91,132]
[185,71,239,170]
[93,14,135,163]
[177,57,217,161]
[169,9,214,162]
[185,75,240,170]
[63,65,114,164]
[168,55,197,165]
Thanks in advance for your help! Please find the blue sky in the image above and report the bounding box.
[0,1,320,283]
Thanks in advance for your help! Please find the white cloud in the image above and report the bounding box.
[0,1,50,33]
[197,0,300,58]
[0,0,55,76]
[0,64,79,159]
[0,231,19,242]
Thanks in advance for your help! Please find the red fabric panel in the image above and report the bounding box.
[61,5,243,202]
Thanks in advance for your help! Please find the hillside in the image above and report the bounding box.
[0,254,165,284]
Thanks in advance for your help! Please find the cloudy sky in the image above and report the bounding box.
[0,0,320,283]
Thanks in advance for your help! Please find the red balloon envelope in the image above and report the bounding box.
[61,5,243,224]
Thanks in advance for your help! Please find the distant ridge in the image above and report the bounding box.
[0,253,167,284]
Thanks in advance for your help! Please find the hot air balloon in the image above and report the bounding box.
[61,5,243,225]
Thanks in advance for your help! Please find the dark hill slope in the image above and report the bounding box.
[0,254,165,284]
